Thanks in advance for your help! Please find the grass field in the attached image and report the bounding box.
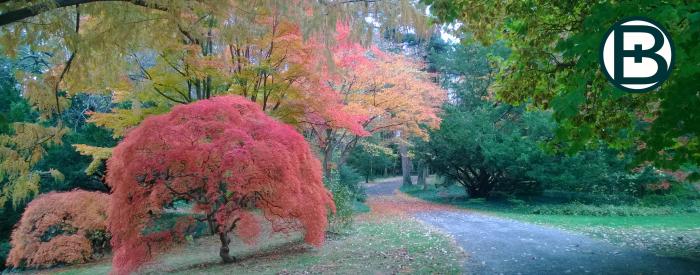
[42,217,463,275]
[402,184,700,261]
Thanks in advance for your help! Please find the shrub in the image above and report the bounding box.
[339,165,366,202]
[7,191,109,268]
[641,183,700,206]
[325,172,354,234]
[537,190,640,205]
[527,203,682,216]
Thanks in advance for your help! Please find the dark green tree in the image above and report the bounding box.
[424,0,700,178]
[415,40,547,197]
[416,104,551,197]
[36,94,116,193]
[416,39,666,198]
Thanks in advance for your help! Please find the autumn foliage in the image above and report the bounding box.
[7,191,110,268]
[308,23,446,176]
[106,95,335,274]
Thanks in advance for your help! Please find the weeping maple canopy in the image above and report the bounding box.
[7,190,110,268]
[106,95,335,274]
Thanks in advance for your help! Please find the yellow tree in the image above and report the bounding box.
[85,9,371,170]
[0,0,431,203]
[0,0,430,115]
[0,123,66,207]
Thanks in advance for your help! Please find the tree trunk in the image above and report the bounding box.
[218,232,235,263]
[417,166,428,190]
[466,185,487,198]
[322,129,335,180]
[0,0,170,28]
[464,173,495,198]
[399,140,412,186]
[322,147,332,180]
[206,215,216,235]
[337,137,359,169]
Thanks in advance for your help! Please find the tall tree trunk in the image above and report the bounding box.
[322,149,332,180]
[218,232,235,263]
[417,164,427,190]
[337,137,359,169]
[322,129,334,180]
[399,139,412,186]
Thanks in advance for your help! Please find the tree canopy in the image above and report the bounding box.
[106,96,335,274]
[425,0,700,177]
[415,38,668,199]
[0,0,438,205]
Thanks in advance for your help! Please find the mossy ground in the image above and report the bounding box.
[44,209,463,274]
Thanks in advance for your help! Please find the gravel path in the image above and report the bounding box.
[364,179,403,196]
[365,178,700,275]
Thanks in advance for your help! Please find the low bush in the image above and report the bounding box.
[325,174,354,234]
[537,190,640,205]
[641,183,700,206]
[526,203,699,216]
[325,166,374,232]
[404,183,700,217]
[7,191,110,268]
[339,165,367,202]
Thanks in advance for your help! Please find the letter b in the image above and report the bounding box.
[613,25,669,85]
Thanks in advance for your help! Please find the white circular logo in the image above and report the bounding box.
[600,17,674,93]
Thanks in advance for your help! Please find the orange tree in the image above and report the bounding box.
[307,25,446,178]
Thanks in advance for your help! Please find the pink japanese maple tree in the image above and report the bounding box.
[106,95,335,274]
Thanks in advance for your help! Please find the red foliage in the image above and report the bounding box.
[7,191,109,268]
[106,95,335,274]
[235,211,261,246]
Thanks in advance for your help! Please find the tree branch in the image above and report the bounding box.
[53,4,80,116]
[0,0,168,27]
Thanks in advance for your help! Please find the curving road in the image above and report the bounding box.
[365,179,700,275]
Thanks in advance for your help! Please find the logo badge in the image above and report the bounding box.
[600,17,674,93]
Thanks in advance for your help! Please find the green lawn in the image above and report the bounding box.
[504,211,700,228]
[44,218,463,275]
[402,184,700,261]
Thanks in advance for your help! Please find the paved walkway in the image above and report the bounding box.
[365,178,700,275]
